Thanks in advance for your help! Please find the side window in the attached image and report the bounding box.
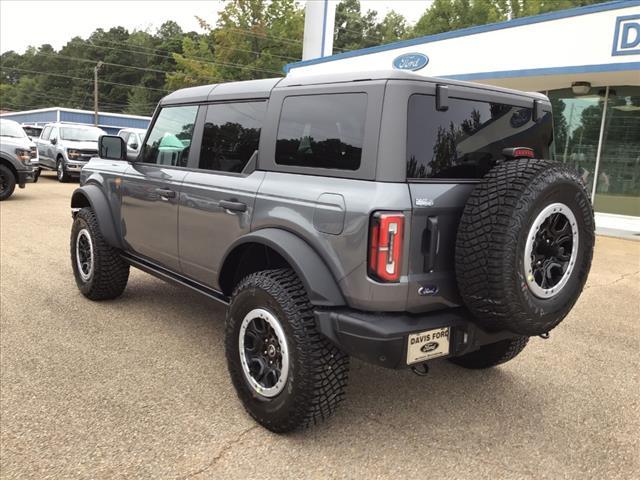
[198,101,266,173]
[141,106,198,167]
[119,131,130,142]
[41,126,51,140]
[275,93,367,171]
[406,94,553,179]
[49,127,59,141]
[127,133,139,149]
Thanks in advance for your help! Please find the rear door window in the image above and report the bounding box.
[198,101,266,173]
[275,93,367,171]
[406,94,553,180]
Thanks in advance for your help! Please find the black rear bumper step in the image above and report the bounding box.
[315,307,517,369]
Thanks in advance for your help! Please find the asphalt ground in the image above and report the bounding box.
[1,172,639,479]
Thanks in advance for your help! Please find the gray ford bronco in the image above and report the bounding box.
[70,71,594,432]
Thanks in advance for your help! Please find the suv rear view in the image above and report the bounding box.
[69,72,594,432]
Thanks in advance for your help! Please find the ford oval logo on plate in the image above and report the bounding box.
[392,52,429,71]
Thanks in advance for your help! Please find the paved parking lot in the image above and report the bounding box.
[1,173,639,479]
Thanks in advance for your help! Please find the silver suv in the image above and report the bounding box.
[36,123,105,182]
[0,118,39,200]
[69,72,595,432]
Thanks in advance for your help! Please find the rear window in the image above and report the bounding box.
[407,94,553,180]
[275,93,367,171]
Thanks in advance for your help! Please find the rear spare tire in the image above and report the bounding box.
[455,159,594,336]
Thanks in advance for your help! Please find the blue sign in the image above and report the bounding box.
[612,14,640,56]
[392,53,429,71]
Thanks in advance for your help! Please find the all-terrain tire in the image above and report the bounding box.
[70,207,129,300]
[0,164,17,201]
[449,337,529,369]
[226,268,349,433]
[456,159,594,336]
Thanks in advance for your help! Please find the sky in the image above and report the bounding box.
[0,1,432,54]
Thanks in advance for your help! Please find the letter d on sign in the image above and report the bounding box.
[622,23,640,49]
[612,15,640,56]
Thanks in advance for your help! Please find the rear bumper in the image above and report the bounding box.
[315,308,518,369]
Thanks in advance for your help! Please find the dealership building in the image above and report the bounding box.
[291,0,640,232]
[0,107,150,135]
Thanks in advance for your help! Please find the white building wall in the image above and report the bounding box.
[288,2,640,92]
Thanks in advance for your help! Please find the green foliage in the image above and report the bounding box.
[411,0,606,37]
[0,22,185,115]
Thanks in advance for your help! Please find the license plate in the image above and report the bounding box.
[406,327,450,365]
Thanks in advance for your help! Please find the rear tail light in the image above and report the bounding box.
[502,147,535,159]
[368,212,405,282]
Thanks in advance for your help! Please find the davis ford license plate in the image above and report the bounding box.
[406,327,450,365]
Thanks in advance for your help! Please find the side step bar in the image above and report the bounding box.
[121,253,229,305]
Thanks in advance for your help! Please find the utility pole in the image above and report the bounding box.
[93,61,103,126]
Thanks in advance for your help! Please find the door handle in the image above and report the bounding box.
[219,199,247,213]
[154,188,176,199]
[423,216,439,272]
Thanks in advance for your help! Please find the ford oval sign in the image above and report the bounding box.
[393,53,429,71]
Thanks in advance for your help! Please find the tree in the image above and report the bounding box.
[412,0,505,37]
[334,0,383,51]
[410,0,607,38]
[378,11,409,44]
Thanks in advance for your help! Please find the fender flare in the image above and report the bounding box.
[220,228,346,307]
[0,154,20,175]
[71,184,122,249]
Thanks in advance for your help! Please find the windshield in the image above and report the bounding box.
[0,120,28,139]
[60,127,104,142]
[23,126,43,138]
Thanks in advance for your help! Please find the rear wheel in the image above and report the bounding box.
[456,159,595,336]
[226,268,349,433]
[449,337,529,369]
[0,164,16,201]
[70,207,129,300]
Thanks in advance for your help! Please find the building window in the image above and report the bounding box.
[594,86,640,217]
[549,86,640,218]
[548,88,605,195]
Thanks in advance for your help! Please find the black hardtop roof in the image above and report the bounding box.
[159,70,548,106]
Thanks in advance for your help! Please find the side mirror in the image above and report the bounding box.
[130,143,138,150]
[99,135,127,161]
[50,137,57,145]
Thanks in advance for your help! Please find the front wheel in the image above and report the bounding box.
[57,158,70,182]
[226,269,349,433]
[0,164,17,201]
[70,207,130,300]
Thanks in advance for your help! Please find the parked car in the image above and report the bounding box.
[35,123,105,182]
[117,128,147,161]
[69,72,595,433]
[21,124,43,141]
[0,119,39,200]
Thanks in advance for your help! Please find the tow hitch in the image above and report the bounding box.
[411,362,430,376]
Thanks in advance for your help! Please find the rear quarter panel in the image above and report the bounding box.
[253,172,413,311]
